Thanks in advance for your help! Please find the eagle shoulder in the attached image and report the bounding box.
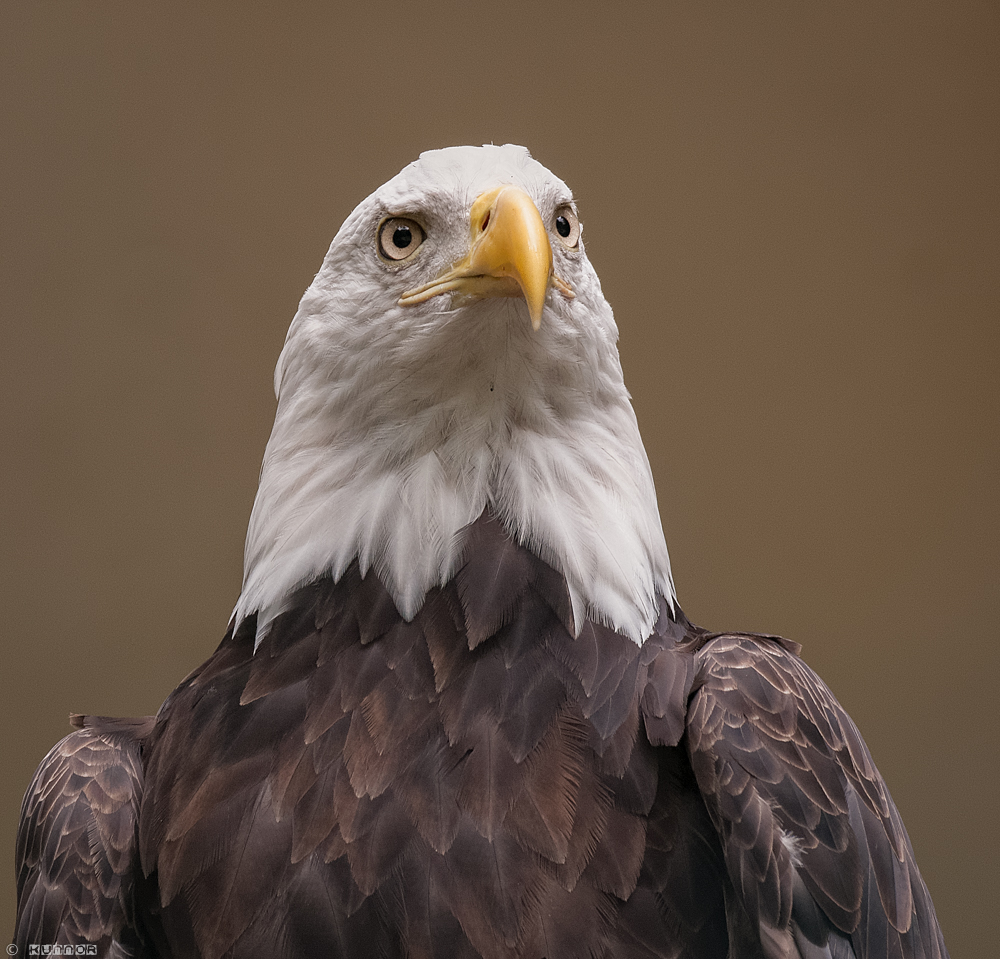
[14,714,154,958]
[641,630,948,959]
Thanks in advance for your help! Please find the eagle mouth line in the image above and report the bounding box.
[398,271,573,307]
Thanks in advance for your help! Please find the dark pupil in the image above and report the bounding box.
[393,225,412,249]
[555,215,571,238]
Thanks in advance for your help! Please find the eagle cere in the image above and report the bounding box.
[14,145,948,959]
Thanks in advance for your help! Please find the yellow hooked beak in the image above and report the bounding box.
[398,185,574,331]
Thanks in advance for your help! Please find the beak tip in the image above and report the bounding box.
[527,294,545,331]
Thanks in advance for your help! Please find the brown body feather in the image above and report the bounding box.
[14,513,948,958]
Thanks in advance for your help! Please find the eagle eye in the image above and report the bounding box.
[378,217,425,261]
[553,206,580,249]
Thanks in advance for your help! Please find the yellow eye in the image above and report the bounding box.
[553,206,580,249]
[378,217,425,261]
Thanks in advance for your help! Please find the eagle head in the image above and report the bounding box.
[236,145,674,647]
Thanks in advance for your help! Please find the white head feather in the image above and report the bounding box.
[234,144,675,646]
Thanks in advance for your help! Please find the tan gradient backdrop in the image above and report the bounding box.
[2,3,997,953]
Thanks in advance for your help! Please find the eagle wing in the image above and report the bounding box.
[643,631,948,959]
[14,714,154,958]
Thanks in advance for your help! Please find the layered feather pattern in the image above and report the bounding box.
[140,514,688,959]
[15,515,948,958]
[14,716,153,958]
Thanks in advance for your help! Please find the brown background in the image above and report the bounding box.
[2,2,996,953]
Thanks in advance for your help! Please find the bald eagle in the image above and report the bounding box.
[14,145,948,959]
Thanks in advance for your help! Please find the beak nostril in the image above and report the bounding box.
[481,210,491,232]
